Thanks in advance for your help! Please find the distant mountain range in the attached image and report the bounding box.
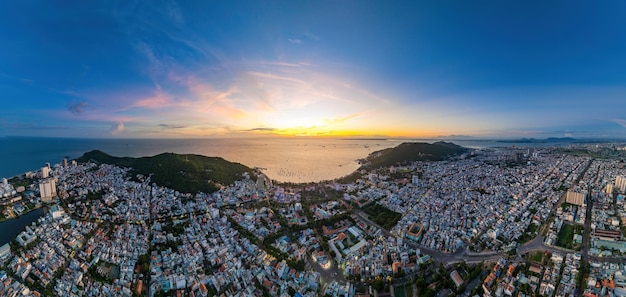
[77,150,251,194]
[362,141,468,168]
[496,137,577,143]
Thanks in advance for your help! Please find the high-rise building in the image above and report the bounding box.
[412,175,420,186]
[616,175,626,193]
[566,190,585,206]
[606,183,614,194]
[41,166,50,178]
[62,158,68,167]
[1,178,7,186]
[39,178,57,203]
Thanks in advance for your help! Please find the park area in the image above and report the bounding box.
[555,223,583,250]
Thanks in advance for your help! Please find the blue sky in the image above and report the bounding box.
[1,1,625,138]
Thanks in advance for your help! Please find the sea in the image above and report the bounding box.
[0,137,571,183]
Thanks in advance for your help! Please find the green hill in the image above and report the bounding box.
[77,150,251,194]
[363,141,468,168]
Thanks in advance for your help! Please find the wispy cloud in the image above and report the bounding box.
[245,127,276,132]
[0,72,33,84]
[67,101,88,114]
[164,0,184,26]
[303,32,319,41]
[288,38,302,44]
[613,119,626,128]
[323,114,358,125]
[159,123,187,129]
[134,41,168,84]
[1,122,69,131]
[128,87,189,110]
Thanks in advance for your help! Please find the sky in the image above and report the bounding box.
[1,1,626,139]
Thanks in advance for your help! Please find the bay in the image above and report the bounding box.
[0,137,567,183]
[0,137,404,183]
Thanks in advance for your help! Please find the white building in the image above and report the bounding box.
[412,175,419,186]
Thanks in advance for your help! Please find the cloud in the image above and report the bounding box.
[133,41,173,84]
[1,122,68,131]
[245,127,276,132]
[109,122,125,135]
[303,32,319,41]
[164,0,184,26]
[0,72,33,84]
[288,38,302,44]
[613,119,626,128]
[67,101,88,114]
[159,123,187,129]
[251,61,311,68]
[129,87,188,110]
[324,114,358,125]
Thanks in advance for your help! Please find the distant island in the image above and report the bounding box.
[77,150,252,194]
[360,141,468,168]
[496,137,577,143]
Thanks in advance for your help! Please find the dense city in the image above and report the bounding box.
[1,143,626,297]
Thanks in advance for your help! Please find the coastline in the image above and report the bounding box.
[0,204,43,224]
[0,206,45,246]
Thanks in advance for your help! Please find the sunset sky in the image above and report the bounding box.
[1,1,626,138]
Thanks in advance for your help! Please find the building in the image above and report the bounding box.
[16,229,37,247]
[41,166,50,178]
[405,223,424,242]
[591,229,621,241]
[50,205,64,219]
[412,175,419,186]
[0,243,11,261]
[63,158,68,167]
[256,175,270,190]
[39,178,57,203]
[606,183,614,194]
[566,190,585,206]
[450,270,465,288]
[616,175,626,193]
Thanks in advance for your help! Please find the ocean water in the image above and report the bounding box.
[0,137,406,183]
[0,137,566,183]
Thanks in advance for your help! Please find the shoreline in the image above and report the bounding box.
[0,205,43,224]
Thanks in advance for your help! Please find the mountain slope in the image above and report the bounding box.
[363,141,468,168]
[77,150,251,194]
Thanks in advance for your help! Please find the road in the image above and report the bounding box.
[354,210,503,265]
[355,191,624,269]
[306,254,345,293]
[342,159,626,296]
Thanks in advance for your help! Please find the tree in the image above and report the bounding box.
[372,278,385,290]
